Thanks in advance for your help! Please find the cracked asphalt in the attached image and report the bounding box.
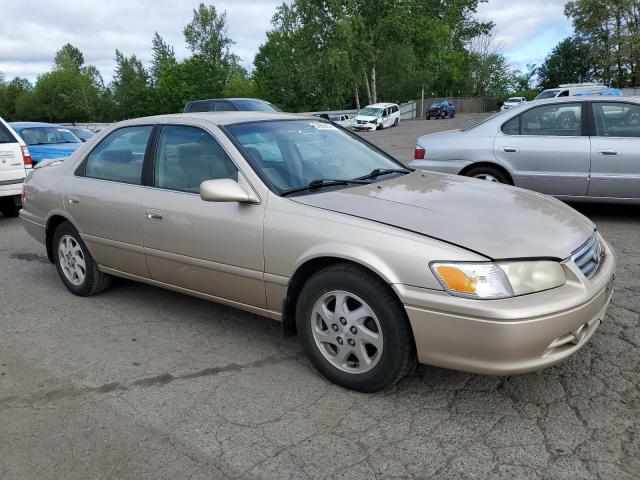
[1,115,639,479]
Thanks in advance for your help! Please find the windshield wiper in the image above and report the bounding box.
[280,178,370,197]
[355,168,411,181]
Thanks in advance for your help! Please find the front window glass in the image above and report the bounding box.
[84,126,152,184]
[521,103,583,136]
[226,120,405,193]
[19,127,81,145]
[592,102,640,138]
[154,125,238,192]
[359,107,381,117]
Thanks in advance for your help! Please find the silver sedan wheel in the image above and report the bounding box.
[58,235,86,286]
[474,173,500,182]
[311,290,383,374]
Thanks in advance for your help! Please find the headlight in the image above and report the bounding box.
[430,261,566,299]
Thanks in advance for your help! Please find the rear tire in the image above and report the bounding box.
[465,165,511,184]
[52,221,111,296]
[296,264,416,392]
[0,198,20,218]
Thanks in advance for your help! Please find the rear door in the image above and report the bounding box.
[0,120,26,189]
[65,125,154,277]
[493,102,590,196]
[588,101,640,199]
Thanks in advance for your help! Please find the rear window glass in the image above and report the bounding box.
[0,123,17,144]
[185,102,212,113]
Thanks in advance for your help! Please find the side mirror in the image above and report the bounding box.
[200,178,256,203]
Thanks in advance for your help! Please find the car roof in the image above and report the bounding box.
[119,111,313,127]
[530,96,640,106]
[9,121,60,129]
[366,103,397,108]
[186,98,271,104]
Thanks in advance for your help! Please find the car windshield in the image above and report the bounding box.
[359,107,381,117]
[225,120,407,194]
[506,98,522,103]
[430,103,442,108]
[232,99,281,112]
[69,128,95,140]
[18,127,81,145]
[329,116,341,121]
[534,90,560,100]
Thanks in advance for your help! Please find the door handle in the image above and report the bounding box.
[145,212,163,221]
[503,146,518,153]
[67,195,80,205]
[598,149,618,156]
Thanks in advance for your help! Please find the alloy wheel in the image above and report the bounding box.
[310,290,383,374]
[58,235,86,286]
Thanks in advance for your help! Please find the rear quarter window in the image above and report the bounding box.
[0,123,17,143]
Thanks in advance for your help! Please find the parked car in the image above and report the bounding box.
[500,97,527,111]
[20,111,615,391]
[65,126,96,142]
[0,116,31,217]
[425,100,455,120]
[329,114,352,128]
[353,103,400,130]
[10,122,83,164]
[411,97,640,202]
[184,98,281,113]
[534,83,622,101]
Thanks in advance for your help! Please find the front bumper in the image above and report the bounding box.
[397,236,616,375]
[353,123,378,131]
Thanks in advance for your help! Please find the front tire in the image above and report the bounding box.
[53,222,111,296]
[296,264,416,392]
[465,165,511,184]
[393,118,399,127]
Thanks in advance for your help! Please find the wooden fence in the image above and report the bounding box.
[416,97,499,117]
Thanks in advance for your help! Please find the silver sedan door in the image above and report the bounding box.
[494,102,589,196]
[588,101,640,199]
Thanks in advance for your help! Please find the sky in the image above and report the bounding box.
[0,0,573,82]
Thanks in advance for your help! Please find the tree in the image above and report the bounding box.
[150,32,177,84]
[565,0,640,86]
[111,49,153,119]
[183,3,239,71]
[54,43,85,70]
[537,37,593,89]
[223,71,255,98]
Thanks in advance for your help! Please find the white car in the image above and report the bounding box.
[501,97,527,111]
[0,116,31,217]
[534,83,622,100]
[329,114,352,128]
[353,103,400,131]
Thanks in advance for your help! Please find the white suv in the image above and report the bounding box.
[0,116,31,217]
[353,103,400,131]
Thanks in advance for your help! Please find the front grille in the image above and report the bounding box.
[571,232,603,279]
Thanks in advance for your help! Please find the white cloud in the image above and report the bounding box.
[0,0,571,82]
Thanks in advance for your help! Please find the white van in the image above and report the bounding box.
[0,116,31,217]
[353,103,400,131]
[534,83,622,101]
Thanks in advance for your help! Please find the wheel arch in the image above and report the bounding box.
[459,161,515,185]
[45,213,81,262]
[281,256,409,339]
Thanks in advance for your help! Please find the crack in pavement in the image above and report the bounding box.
[0,353,303,411]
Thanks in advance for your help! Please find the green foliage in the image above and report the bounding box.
[565,0,640,86]
[537,37,593,89]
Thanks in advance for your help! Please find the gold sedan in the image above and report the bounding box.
[20,112,615,392]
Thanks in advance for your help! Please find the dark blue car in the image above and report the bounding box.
[425,100,456,120]
[9,122,83,164]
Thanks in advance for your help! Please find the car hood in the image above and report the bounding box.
[291,171,594,260]
[28,143,81,161]
[354,115,379,122]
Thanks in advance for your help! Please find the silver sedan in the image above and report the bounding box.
[411,97,640,203]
